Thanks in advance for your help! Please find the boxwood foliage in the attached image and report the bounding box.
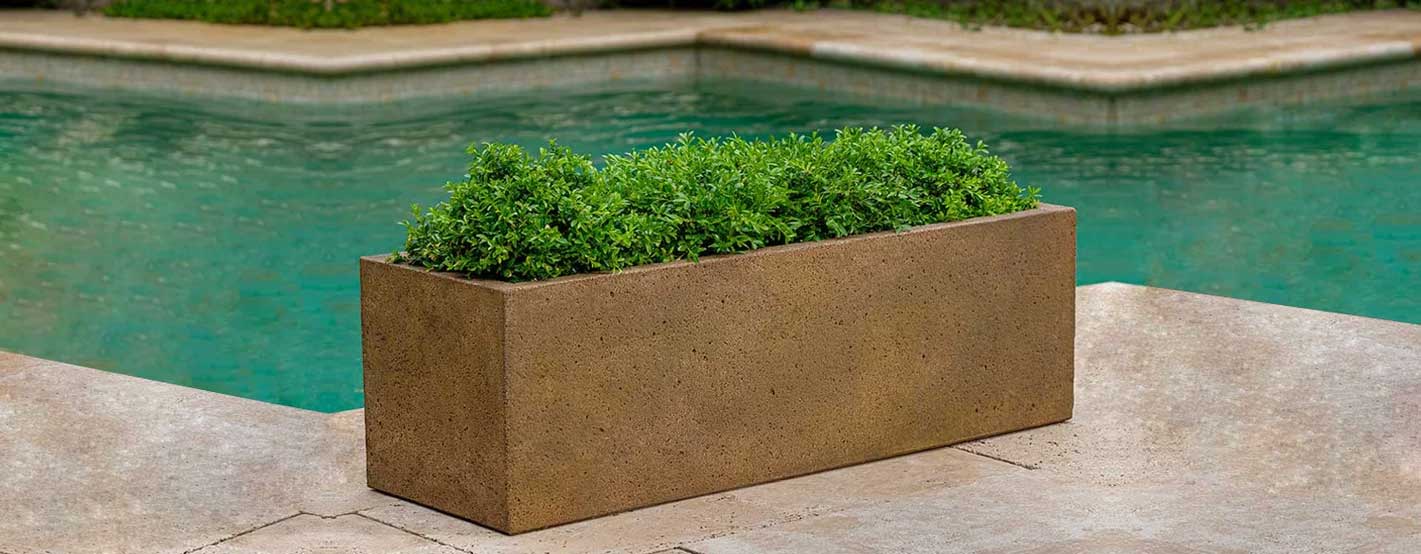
[397,126,1039,282]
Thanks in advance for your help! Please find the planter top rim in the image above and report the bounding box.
[363,203,1073,291]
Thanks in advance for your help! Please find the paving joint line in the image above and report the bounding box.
[299,508,367,519]
[952,445,1039,470]
[654,489,917,550]
[179,512,304,554]
[356,511,478,554]
[661,452,1045,550]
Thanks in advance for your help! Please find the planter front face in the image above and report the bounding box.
[362,204,1076,533]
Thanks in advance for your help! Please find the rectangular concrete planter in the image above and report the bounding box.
[361,204,1076,534]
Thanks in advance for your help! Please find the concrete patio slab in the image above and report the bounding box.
[0,361,398,554]
[959,282,1421,499]
[686,473,1421,553]
[2,283,1418,553]
[357,447,1018,554]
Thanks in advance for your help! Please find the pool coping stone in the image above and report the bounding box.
[1,8,1420,93]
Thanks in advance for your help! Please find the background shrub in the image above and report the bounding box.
[847,0,1421,34]
[103,0,551,28]
[90,0,1419,28]
[604,0,805,10]
[397,126,1040,282]
[607,0,1417,19]
[389,0,550,22]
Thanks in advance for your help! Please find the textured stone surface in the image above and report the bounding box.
[361,254,511,530]
[688,472,1421,553]
[361,205,1077,533]
[960,282,1421,501]
[0,360,396,554]
[685,283,1421,553]
[1,9,1420,121]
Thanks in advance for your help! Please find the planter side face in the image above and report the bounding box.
[360,259,509,530]
[500,205,1076,531]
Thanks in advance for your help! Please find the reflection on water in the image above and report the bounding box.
[0,81,1416,411]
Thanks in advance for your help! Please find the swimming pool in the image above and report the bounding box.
[1,81,1416,412]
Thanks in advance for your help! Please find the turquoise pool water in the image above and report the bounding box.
[1,81,1417,412]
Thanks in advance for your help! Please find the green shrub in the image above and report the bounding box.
[104,0,551,28]
[397,126,1039,282]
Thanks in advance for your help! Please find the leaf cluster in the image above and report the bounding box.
[398,126,1040,282]
[103,0,551,29]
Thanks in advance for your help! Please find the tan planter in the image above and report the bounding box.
[360,203,1076,534]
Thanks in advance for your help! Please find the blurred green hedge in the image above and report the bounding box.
[847,0,1421,34]
[103,0,551,28]
[63,0,1421,32]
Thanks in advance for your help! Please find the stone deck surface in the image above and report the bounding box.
[1,8,1420,91]
[2,283,1418,553]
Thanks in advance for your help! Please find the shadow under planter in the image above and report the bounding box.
[360,204,1077,534]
